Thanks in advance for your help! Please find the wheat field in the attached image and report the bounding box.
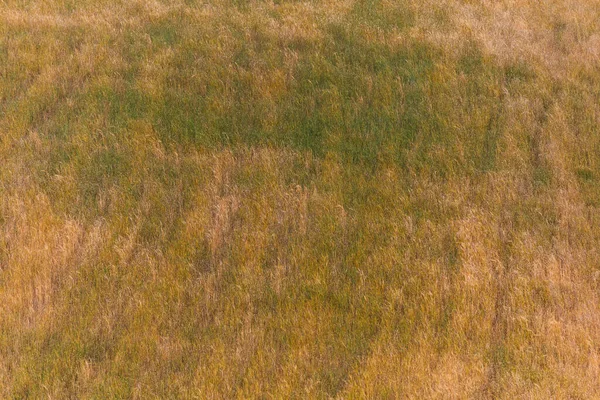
[1,0,600,398]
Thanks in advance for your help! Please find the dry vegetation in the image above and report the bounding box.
[1,0,600,398]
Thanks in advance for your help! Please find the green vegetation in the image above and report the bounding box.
[1,0,600,398]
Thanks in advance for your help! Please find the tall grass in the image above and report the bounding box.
[1,0,600,398]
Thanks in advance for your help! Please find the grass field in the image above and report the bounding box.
[2,0,600,398]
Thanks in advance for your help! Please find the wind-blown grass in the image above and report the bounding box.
[1,0,600,398]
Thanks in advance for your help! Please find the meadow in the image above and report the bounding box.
[1,0,600,397]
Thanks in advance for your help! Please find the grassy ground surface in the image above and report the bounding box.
[2,0,600,398]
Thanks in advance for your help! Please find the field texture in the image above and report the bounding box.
[2,0,600,398]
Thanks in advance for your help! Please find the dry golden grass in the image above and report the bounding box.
[1,0,600,398]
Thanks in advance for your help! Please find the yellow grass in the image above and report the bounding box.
[1,0,600,398]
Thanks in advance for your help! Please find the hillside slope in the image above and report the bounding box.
[1,0,600,398]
